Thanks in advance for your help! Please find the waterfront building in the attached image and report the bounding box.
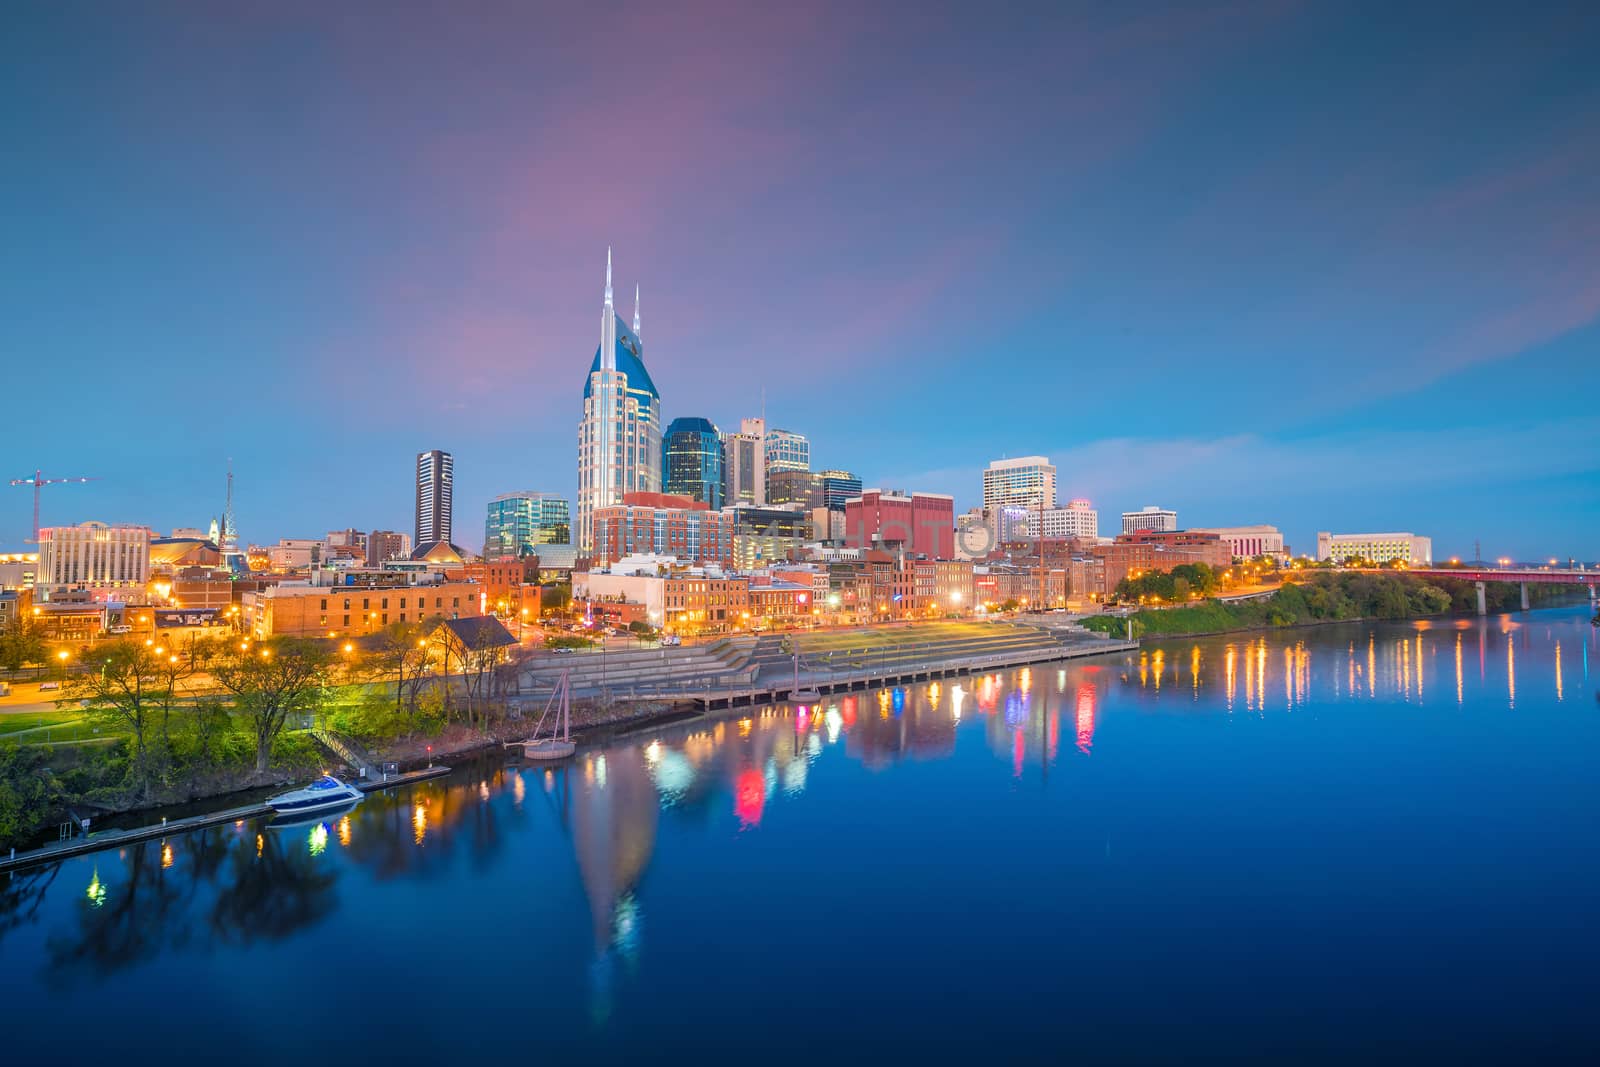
[1094,531,1232,590]
[484,492,571,559]
[819,469,863,512]
[1189,524,1286,560]
[1121,505,1177,535]
[592,492,732,568]
[577,249,663,554]
[366,530,411,566]
[36,521,151,600]
[1316,531,1432,565]
[416,449,454,549]
[1021,498,1099,542]
[242,575,482,638]
[983,456,1057,510]
[765,428,810,473]
[844,490,955,560]
[723,419,765,506]
[663,416,725,509]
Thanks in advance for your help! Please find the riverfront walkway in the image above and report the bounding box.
[512,619,1136,707]
[0,765,452,873]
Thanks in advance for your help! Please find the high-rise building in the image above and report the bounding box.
[416,449,454,549]
[484,492,571,559]
[577,249,662,554]
[663,416,725,509]
[366,530,411,566]
[37,521,151,597]
[724,419,765,507]
[1022,498,1099,542]
[767,470,825,509]
[983,456,1057,510]
[819,469,862,512]
[1121,506,1177,535]
[765,428,810,474]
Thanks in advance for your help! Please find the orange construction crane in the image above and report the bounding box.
[9,470,100,542]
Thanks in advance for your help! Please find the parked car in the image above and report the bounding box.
[553,647,576,655]
[39,681,62,691]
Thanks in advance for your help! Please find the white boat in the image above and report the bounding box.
[511,670,577,761]
[267,775,364,815]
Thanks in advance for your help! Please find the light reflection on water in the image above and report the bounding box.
[3,608,1598,1059]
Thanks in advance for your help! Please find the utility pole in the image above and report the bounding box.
[9,470,100,542]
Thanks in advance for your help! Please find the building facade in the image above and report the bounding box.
[1189,524,1286,560]
[415,449,454,548]
[366,530,411,567]
[1316,531,1432,565]
[1022,498,1099,542]
[1121,506,1178,535]
[591,492,733,567]
[243,578,483,638]
[766,470,826,509]
[983,456,1057,510]
[819,469,863,512]
[765,428,810,473]
[723,419,765,506]
[37,521,151,598]
[663,416,725,509]
[844,490,955,560]
[484,491,571,559]
[577,249,662,554]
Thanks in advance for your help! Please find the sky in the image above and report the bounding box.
[3,0,1597,560]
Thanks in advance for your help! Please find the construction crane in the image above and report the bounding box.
[9,470,100,542]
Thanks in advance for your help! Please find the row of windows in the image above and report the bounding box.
[318,596,460,610]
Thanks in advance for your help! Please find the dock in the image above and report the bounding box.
[0,765,452,873]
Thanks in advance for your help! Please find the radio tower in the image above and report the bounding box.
[221,460,237,553]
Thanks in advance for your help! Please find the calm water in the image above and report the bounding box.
[4,609,1597,1062]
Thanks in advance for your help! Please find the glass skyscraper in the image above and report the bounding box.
[484,492,571,559]
[819,469,863,511]
[415,449,454,549]
[663,416,724,509]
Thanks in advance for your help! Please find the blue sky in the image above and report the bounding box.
[3,1,1596,559]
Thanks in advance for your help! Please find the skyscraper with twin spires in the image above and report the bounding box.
[577,248,662,555]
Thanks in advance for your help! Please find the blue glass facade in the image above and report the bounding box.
[664,416,725,509]
[484,492,571,558]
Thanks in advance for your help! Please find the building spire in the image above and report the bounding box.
[633,283,641,335]
[604,245,613,310]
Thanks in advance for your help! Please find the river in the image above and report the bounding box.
[3,607,1596,1061]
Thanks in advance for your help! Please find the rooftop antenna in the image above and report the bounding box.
[222,459,236,552]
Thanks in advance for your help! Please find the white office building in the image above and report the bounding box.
[1316,531,1432,565]
[1022,498,1099,542]
[765,427,810,474]
[37,521,151,597]
[1122,506,1178,535]
[983,456,1057,510]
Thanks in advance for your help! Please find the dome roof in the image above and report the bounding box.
[410,540,467,565]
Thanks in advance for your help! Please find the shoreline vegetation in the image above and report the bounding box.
[1080,571,1571,641]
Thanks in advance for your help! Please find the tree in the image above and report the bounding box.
[0,616,47,672]
[209,638,331,774]
[368,617,441,728]
[67,640,193,800]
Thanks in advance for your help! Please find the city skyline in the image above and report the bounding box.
[5,3,1597,558]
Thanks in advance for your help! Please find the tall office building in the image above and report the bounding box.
[724,418,766,507]
[765,428,810,473]
[819,470,863,512]
[1121,506,1177,535]
[983,456,1057,510]
[663,416,725,509]
[484,492,571,559]
[577,249,662,554]
[415,449,454,549]
[1022,498,1100,542]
